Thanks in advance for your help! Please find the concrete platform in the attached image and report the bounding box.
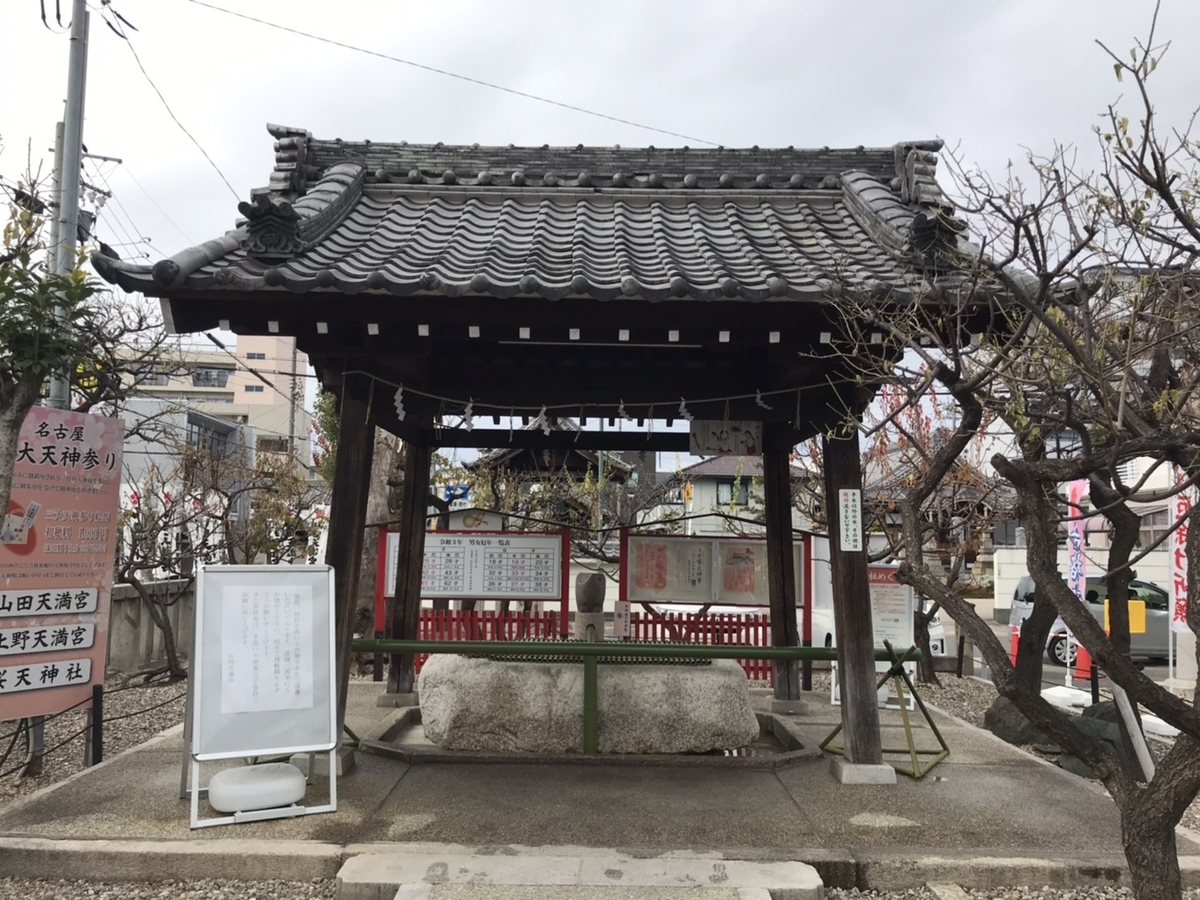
[0,680,1197,894]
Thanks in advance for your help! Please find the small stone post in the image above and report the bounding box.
[574,572,606,642]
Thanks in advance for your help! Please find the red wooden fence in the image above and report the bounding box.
[629,611,772,683]
[410,609,773,682]
[414,609,562,673]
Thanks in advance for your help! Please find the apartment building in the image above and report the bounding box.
[132,335,312,464]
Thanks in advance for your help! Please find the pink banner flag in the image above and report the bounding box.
[1172,468,1192,634]
[1067,480,1087,604]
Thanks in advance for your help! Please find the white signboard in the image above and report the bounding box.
[0,657,91,694]
[219,585,314,715]
[0,622,94,656]
[384,531,562,600]
[838,489,863,552]
[0,587,98,618]
[613,600,631,638]
[192,565,335,760]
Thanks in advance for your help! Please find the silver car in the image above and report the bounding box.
[1009,574,1170,666]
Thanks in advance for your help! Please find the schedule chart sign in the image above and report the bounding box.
[385,531,563,600]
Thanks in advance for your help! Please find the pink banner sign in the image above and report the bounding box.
[1066,480,1087,604]
[1172,469,1192,634]
[0,408,124,719]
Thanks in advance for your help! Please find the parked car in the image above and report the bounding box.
[1009,574,1170,665]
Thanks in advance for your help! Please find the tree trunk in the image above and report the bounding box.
[122,572,186,679]
[913,602,940,686]
[1016,596,1057,693]
[1122,799,1182,900]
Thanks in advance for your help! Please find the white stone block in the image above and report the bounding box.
[419,657,760,753]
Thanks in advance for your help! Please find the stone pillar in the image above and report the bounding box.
[575,572,606,642]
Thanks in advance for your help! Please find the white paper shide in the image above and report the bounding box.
[220,585,313,714]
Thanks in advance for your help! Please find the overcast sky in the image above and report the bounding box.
[3,0,1199,469]
[5,0,1199,263]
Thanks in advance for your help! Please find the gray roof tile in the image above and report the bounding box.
[94,130,969,303]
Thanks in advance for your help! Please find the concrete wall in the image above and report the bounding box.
[106,580,194,675]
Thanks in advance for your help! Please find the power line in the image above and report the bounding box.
[99,6,239,200]
[201,332,319,421]
[117,164,196,246]
[183,0,720,147]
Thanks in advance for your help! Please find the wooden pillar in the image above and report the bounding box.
[763,424,801,699]
[324,381,375,733]
[821,429,884,765]
[387,436,433,694]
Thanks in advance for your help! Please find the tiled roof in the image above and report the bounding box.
[94,127,971,304]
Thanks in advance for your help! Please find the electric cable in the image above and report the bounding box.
[183,0,719,147]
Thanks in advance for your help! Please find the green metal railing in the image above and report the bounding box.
[353,638,922,754]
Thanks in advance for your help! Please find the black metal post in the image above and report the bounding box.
[1090,664,1100,706]
[89,683,103,766]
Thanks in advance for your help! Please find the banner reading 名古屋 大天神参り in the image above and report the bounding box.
[0,408,124,719]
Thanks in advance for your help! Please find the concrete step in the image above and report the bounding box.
[336,853,821,900]
[395,888,763,900]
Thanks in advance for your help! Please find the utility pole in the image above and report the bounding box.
[25,0,90,780]
[48,0,90,411]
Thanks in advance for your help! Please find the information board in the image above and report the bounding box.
[867,566,915,649]
[191,565,336,760]
[625,536,779,607]
[627,537,713,604]
[0,409,123,720]
[384,531,562,600]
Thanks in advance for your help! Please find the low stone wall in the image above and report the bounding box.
[107,580,194,675]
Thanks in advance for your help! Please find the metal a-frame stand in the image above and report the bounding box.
[820,641,950,779]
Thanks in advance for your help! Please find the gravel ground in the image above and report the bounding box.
[0,674,187,803]
[830,891,1200,900]
[0,878,335,899]
[0,671,1197,899]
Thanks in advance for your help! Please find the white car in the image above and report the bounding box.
[1009,574,1170,665]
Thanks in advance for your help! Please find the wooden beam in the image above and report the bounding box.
[763,423,801,699]
[431,428,693,452]
[387,436,433,694]
[324,376,375,733]
[821,429,884,765]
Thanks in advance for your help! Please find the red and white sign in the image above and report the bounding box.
[0,408,124,719]
[1172,468,1193,634]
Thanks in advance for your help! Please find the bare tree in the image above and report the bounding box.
[811,14,1200,897]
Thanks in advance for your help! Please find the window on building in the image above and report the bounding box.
[138,368,171,386]
[716,480,749,505]
[246,352,267,360]
[1139,507,1170,547]
[192,367,232,388]
[244,384,264,393]
[257,436,289,453]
